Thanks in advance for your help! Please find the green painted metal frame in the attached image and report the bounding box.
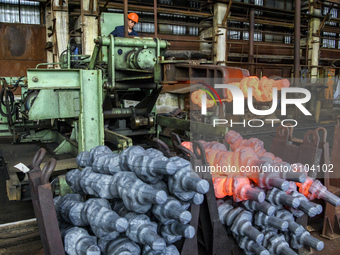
[26,69,104,153]
[78,70,104,152]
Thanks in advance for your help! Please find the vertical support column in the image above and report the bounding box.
[294,0,301,81]
[108,35,115,89]
[78,70,104,152]
[307,0,321,111]
[124,0,128,38]
[154,0,158,38]
[249,0,255,76]
[79,0,99,56]
[51,0,69,68]
[213,3,227,65]
[45,7,54,68]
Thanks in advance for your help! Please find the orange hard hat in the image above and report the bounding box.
[128,13,139,23]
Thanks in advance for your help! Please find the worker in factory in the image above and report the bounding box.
[110,13,139,37]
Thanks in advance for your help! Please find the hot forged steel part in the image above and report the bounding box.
[122,212,166,252]
[254,211,288,231]
[213,175,265,202]
[197,139,289,194]
[120,145,178,183]
[307,179,340,207]
[242,199,276,216]
[92,153,122,175]
[262,162,306,184]
[262,230,297,255]
[236,235,269,255]
[152,196,192,225]
[167,164,209,202]
[266,187,300,209]
[143,244,180,255]
[63,227,101,255]
[159,222,196,244]
[76,151,92,167]
[290,231,324,251]
[256,170,290,191]
[66,168,167,213]
[297,177,340,207]
[275,210,304,236]
[98,237,141,255]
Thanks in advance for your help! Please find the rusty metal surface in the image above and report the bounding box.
[322,117,340,240]
[192,141,234,255]
[1,141,75,201]
[169,135,235,254]
[0,23,46,77]
[27,154,64,255]
[296,130,322,179]
[270,125,300,163]
[270,125,322,173]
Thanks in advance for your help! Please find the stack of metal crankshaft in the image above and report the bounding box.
[218,184,325,255]
[54,145,209,255]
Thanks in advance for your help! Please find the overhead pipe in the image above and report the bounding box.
[154,0,158,38]
[124,0,128,38]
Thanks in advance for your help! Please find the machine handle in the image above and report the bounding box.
[170,132,196,160]
[32,148,47,171]
[41,158,57,184]
[192,141,208,165]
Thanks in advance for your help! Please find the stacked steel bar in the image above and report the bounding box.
[182,130,340,254]
[55,145,209,255]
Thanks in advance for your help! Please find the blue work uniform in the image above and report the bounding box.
[110,26,139,37]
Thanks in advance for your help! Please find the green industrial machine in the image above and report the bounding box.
[0,14,249,200]
[1,35,171,200]
[4,35,169,149]
[26,35,169,152]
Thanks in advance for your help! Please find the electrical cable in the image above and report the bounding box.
[0,77,23,126]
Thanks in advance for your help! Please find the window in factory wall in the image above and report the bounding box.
[0,0,40,24]
[285,36,291,44]
[254,24,262,42]
[323,32,336,49]
[323,7,337,27]
[228,30,241,40]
